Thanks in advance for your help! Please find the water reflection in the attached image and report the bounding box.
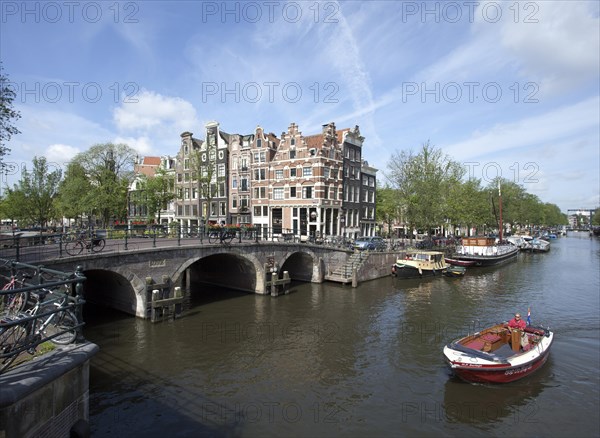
[443,368,549,426]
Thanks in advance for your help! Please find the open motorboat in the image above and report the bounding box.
[391,250,448,279]
[443,265,467,277]
[443,322,553,384]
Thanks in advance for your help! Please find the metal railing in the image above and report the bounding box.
[0,259,86,375]
[0,226,441,264]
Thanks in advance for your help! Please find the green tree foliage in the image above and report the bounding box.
[56,162,94,226]
[71,143,136,227]
[0,63,21,168]
[4,157,62,228]
[446,178,489,235]
[386,142,464,234]
[0,189,26,226]
[138,168,176,223]
[592,208,600,226]
[376,184,400,237]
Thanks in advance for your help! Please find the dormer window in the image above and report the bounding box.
[309,148,316,157]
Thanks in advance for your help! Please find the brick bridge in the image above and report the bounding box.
[38,242,396,319]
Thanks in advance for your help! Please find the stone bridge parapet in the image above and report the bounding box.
[40,243,351,318]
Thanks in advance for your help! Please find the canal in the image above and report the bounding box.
[85,233,600,437]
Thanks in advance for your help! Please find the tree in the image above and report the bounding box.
[138,167,176,224]
[446,178,489,235]
[0,63,21,169]
[592,208,600,226]
[376,185,400,237]
[0,189,27,227]
[386,141,464,236]
[56,162,94,227]
[5,156,62,229]
[72,143,136,227]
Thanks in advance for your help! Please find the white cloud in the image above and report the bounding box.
[443,96,600,159]
[112,136,154,156]
[45,144,81,166]
[113,90,199,133]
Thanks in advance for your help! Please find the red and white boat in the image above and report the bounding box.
[443,323,553,384]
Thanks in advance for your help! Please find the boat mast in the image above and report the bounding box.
[498,182,503,242]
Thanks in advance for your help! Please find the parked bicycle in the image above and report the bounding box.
[208,229,236,244]
[0,287,79,374]
[65,233,105,255]
[0,273,30,318]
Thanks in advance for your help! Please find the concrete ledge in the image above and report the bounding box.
[0,342,98,438]
[0,342,99,407]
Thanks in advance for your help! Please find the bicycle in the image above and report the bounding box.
[208,229,235,244]
[0,273,30,318]
[0,287,79,374]
[65,233,106,255]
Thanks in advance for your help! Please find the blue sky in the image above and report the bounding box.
[1,0,598,213]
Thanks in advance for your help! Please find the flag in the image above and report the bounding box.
[527,307,531,326]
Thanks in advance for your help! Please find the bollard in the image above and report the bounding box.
[352,267,358,288]
[271,272,278,296]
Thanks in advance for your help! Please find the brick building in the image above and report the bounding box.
[131,120,377,238]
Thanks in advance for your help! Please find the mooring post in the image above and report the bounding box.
[352,267,358,288]
[151,289,160,322]
[270,272,278,296]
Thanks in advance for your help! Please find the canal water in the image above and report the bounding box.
[85,233,600,437]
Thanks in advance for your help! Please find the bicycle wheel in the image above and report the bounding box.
[65,241,84,256]
[0,324,29,374]
[1,291,29,317]
[91,238,105,253]
[42,309,78,345]
[208,232,219,244]
[223,232,234,244]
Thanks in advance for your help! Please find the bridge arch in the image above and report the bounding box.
[172,250,264,294]
[78,268,142,316]
[279,248,323,282]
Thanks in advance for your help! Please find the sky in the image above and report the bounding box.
[1,0,599,214]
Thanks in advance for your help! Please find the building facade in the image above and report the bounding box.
[130,120,378,238]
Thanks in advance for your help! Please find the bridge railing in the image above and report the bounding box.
[0,259,86,375]
[1,226,411,264]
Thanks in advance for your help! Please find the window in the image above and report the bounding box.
[273,188,284,200]
[302,186,313,199]
[218,164,225,177]
[290,187,297,198]
[290,168,297,177]
[303,167,312,177]
[323,168,330,179]
[184,158,189,170]
[220,202,226,216]
[275,169,283,180]
[232,196,238,208]
[291,138,295,146]
[254,206,262,216]
[290,149,296,159]
[241,178,248,191]
[257,139,262,148]
[309,148,316,157]
[232,178,237,189]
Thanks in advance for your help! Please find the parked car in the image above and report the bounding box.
[353,236,386,251]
